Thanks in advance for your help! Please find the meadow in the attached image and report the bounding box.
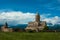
[0,32,60,40]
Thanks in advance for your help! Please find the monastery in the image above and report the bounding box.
[0,12,47,32]
[25,12,47,32]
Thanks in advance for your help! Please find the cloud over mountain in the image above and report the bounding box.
[43,16,60,25]
[0,11,60,26]
[0,11,35,25]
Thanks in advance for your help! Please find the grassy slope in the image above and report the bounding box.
[0,32,60,40]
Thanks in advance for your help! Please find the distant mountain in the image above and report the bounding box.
[0,25,3,27]
[47,23,53,26]
[10,24,27,29]
[48,23,60,30]
[53,24,60,30]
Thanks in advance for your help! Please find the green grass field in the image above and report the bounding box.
[0,32,60,40]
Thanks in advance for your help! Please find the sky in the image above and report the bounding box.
[0,0,60,26]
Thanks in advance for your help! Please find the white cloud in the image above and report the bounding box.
[43,16,60,25]
[0,11,35,25]
[0,11,60,26]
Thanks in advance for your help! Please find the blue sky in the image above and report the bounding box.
[0,0,60,25]
[0,0,60,15]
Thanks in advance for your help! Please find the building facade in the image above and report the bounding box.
[1,22,13,32]
[25,12,47,32]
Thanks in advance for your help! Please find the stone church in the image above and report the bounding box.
[25,12,47,32]
[1,22,13,32]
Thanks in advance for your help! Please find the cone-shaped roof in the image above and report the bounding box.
[4,22,8,28]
